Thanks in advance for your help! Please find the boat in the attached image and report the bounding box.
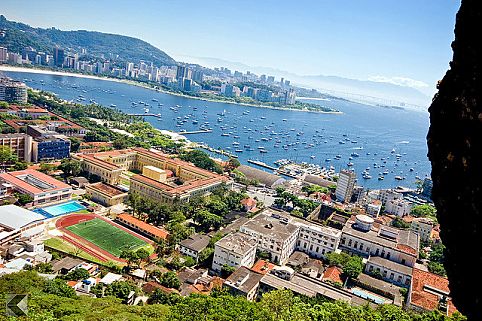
[110,104,117,108]
[394,176,403,180]
[310,155,316,159]
[347,162,354,166]
[235,149,243,153]
[378,176,384,180]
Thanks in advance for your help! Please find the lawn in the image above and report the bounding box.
[65,218,151,257]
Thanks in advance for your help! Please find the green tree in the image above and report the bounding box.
[58,158,82,177]
[39,162,57,174]
[392,217,410,229]
[159,271,181,289]
[136,248,150,262]
[16,193,34,205]
[179,150,223,174]
[104,280,138,303]
[12,161,28,170]
[428,261,447,276]
[343,256,364,279]
[411,204,437,218]
[193,209,223,232]
[0,145,17,168]
[64,268,90,281]
[44,278,76,298]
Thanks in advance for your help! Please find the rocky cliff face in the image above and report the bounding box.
[427,0,482,319]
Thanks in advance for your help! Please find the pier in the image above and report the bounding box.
[128,113,162,118]
[198,144,237,159]
[177,129,213,135]
[247,159,278,171]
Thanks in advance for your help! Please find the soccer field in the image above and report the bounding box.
[66,218,150,257]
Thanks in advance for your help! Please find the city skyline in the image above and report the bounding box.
[1,0,460,96]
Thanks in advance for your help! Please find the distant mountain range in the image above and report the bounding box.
[177,55,433,109]
[0,15,176,66]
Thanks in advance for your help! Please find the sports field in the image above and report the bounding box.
[65,218,150,257]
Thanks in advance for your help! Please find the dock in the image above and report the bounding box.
[198,144,237,159]
[247,160,278,171]
[177,129,213,135]
[128,113,162,118]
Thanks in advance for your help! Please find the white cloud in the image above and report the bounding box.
[367,75,429,89]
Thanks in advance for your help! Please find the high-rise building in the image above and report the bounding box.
[176,65,192,80]
[53,47,64,67]
[0,47,8,63]
[22,47,37,62]
[335,170,356,203]
[421,178,433,199]
[0,78,28,104]
[267,76,275,84]
[192,70,204,83]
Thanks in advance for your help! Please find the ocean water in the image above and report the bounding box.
[5,71,431,189]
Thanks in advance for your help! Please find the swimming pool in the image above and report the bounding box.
[351,287,389,304]
[34,200,86,218]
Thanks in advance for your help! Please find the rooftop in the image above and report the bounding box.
[116,213,168,240]
[0,205,45,231]
[342,216,419,256]
[250,259,275,275]
[180,234,211,252]
[323,266,344,284]
[240,210,299,243]
[225,266,263,294]
[367,256,413,275]
[0,169,71,195]
[215,232,256,255]
[237,165,285,187]
[87,182,127,197]
[410,268,457,315]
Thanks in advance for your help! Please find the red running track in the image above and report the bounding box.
[55,213,155,263]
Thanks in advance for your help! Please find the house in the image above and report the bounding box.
[407,268,458,316]
[177,267,222,296]
[250,259,275,275]
[179,234,211,261]
[240,197,257,212]
[224,266,263,301]
[51,257,85,275]
[301,259,324,279]
[322,266,344,285]
[212,232,257,272]
[100,272,123,285]
[287,251,310,269]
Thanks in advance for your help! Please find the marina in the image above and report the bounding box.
[7,70,431,189]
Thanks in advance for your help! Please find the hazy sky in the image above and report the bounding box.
[1,0,460,91]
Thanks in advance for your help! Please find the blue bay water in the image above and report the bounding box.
[5,71,431,189]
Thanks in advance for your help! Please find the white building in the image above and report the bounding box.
[292,218,341,259]
[340,215,419,267]
[179,234,210,262]
[335,170,356,203]
[0,205,45,245]
[366,200,382,217]
[239,210,299,265]
[386,199,412,217]
[212,232,257,272]
[365,256,412,287]
[378,189,403,206]
[411,217,436,243]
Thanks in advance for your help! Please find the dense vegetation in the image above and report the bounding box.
[0,271,466,321]
[0,15,176,66]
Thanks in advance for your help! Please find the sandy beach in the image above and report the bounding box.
[0,65,342,114]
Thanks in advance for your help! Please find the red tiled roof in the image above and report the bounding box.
[241,198,257,207]
[410,268,458,315]
[0,169,70,195]
[323,266,343,284]
[396,244,417,255]
[116,213,168,240]
[251,259,275,275]
[87,182,126,197]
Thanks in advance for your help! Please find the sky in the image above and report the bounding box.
[1,0,460,93]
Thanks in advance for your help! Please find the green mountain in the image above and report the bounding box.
[0,15,177,66]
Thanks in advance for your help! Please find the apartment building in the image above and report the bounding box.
[0,133,32,162]
[365,256,413,287]
[411,217,437,243]
[335,170,356,203]
[292,218,342,259]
